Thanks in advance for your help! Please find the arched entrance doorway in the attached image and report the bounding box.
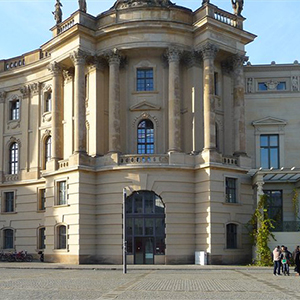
[126,191,165,264]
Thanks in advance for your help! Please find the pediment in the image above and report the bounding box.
[130,101,161,111]
[252,116,287,126]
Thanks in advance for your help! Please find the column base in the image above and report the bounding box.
[201,148,222,163]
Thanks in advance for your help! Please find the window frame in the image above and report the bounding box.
[9,142,19,175]
[260,134,280,169]
[45,136,52,166]
[54,179,68,206]
[55,224,68,250]
[226,223,238,249]
[2,191,15,213]
[10,99,20,121]
[225,177,238,204]
[37,226,46,250]
[136,68,154,92]
[2,228,14,250]
[137,119,155,154]
[44,90,52,113]
[37,188,46,211]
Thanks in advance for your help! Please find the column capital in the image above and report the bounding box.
[232,53,248,69]
[47,61,62,76]
[104,49,122,65]
[200,42,218,60]
[70,49,90,65]
[62,68,74,82]
[88,56,106,72]
[0,90,6,103]
[165,47,182,63]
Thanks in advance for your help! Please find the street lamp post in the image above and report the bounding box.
[123,188,127,274]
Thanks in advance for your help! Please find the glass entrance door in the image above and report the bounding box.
[134,237,154,264]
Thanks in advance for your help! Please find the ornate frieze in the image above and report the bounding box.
[291,76,299,92]
[111,0,174,10]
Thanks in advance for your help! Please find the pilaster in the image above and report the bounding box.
[0,90,5,182]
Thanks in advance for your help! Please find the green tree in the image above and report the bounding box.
[247,194,276,266]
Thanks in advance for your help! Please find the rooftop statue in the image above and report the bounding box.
[52,0,63,24]
[78,0,87,13]
[202,0,210,4]
[231,0,244,16]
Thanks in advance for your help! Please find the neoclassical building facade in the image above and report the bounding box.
[0,0,299,264]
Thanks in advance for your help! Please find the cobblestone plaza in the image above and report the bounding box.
[0,264,300,299]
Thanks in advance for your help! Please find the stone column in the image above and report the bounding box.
[166,47,182,153]
[201,43,218,151]
[70,49,88,154]
[48,62,63,162]
[232,54,247,156]
[106,51,121,153]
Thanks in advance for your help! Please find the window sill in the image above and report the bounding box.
[1,211,17,215]
[223,248,241,252]
[37,210,46,213]
[131,91,159,95]
[53,204,70,208]
[53,249,69,253]
[222,202,242,206]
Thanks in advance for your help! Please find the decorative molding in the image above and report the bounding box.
[291,76,299,92]
[29,82,40,95]
[7,136,21,148]
[0,90,6,103]
[265,80,279,91]
[132,112,159,128]
[165,47,182,63]
[130,101,161,112]
[88,56,106,72]
[111,0,174,10]
[62,68,74,82]
[7,120,21,130]
[42,112,52,123]
[20,85,30,97]
[252,116,287,134]
[246,77,254,93]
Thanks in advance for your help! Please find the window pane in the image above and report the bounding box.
[258,83,267,91]
[59,226,66,249]
[126,196,133,214]
[145,218,154,235]
[270,148,279,168]
[260,148,269,168]
[134,195,143,213]
[4,229,14,249]
[260,136,268,147]
[277,82,286,90]
[155,237,165,255]
[126,218,133,236]
[269,135,278,146]
[134,218,143,235]
[227,224,237,249]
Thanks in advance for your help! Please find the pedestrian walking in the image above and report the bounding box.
[293,245,300,276]
[281,246,291,276]
[273,245,281,276]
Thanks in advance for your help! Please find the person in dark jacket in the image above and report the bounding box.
[293,246,300,275]
[281,246,292,275]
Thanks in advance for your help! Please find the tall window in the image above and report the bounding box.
[4,192,14,213]
[226,224,237,249]
[264,190,283,230]
[10,100,20,120]
[9,143,19,174]
[225,178,237,203]
[58,181,67,205]
[45,92,52,112]
[38,189,46,211]
[58,225,67,249]
[260,134,279,169]
[137,120,154,154]
[3,229,14,249]
[45,136,52,164]
[137,68,154,91]
[38,227,46,249]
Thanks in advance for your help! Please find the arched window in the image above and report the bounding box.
[9,142,19,174]
[38,227,46,249]
[57,225,67,249]
[3,229,14,249]
[137,120,154,154]
[226,223,238,249]
[45,136,52,164]
[126,191,165,264]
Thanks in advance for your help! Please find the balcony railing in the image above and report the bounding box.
[120,154,169,165]
[272,221,300,232]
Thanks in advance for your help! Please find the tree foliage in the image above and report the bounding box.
[247,194,276,266]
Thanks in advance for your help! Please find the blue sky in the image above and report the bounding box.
[0,0,299,64]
